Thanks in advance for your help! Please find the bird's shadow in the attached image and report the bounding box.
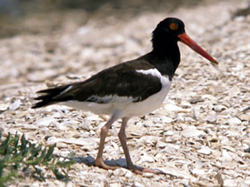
[74,155,127,168]
[57,154,168,176]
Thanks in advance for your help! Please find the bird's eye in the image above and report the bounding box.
[169,23,178,30]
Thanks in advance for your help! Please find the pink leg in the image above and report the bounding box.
[118,117,166,175]
[94,111,120,170]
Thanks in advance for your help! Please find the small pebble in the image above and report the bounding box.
[198,146,212,155]
[8,100,21,111]
[226,118,241,125]
[205,115,217,123]
[181,126,205,137]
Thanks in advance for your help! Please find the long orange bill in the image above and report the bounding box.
[178,32,218,65]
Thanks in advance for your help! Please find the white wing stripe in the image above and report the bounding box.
[136,68,171,87]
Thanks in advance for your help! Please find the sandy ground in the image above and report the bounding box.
[0,0,249,186]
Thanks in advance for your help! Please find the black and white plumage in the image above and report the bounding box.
[33,59,171,117]
[33,17,218,174]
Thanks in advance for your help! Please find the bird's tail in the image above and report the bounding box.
[32,84,72,109]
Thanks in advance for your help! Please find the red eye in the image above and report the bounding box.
[169,23,178,30]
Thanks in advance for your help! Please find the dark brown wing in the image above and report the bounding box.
[32,60,162,108]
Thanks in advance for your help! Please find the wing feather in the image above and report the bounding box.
[32,60,162,108]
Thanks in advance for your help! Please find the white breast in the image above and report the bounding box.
[122,69,171,117]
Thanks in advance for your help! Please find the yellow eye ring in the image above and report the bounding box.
[169,23,178,30]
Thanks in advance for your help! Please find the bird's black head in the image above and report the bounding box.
[153,17,185,39]
[151,17,185,56]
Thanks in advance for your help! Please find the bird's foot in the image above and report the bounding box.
[95,159,165,175]
[127,165,166,175]
[94,159,119,170]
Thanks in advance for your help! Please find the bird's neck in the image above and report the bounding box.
[147,40,180,80]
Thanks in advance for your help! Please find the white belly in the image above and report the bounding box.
[122,82,171,117]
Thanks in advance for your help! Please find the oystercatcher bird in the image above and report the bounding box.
[33,17,218,174]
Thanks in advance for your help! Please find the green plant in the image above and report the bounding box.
[0,132,76,186]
